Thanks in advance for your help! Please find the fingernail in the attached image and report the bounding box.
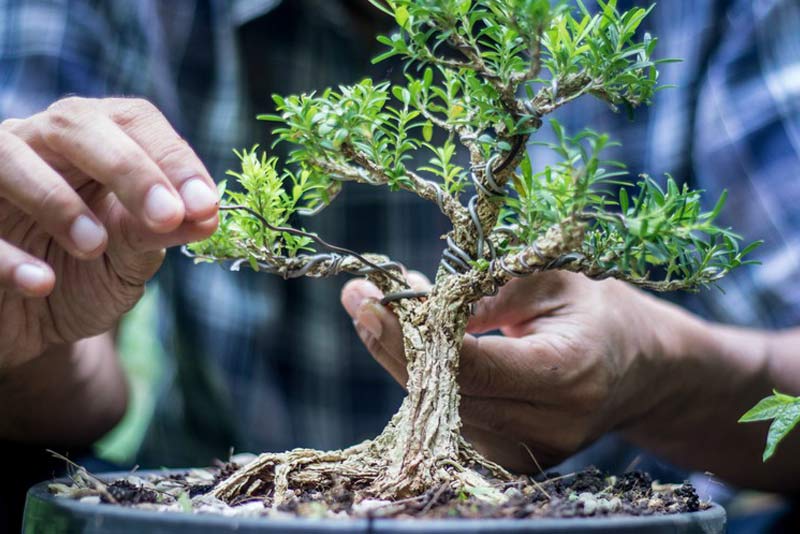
[14,263,50,293]
[180,178,218,216]
[356,302,383,339]
[145,184,182,224]
[70,215,106,253]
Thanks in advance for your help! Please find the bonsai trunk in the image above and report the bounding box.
[212,281,510,504]
[370,293,470,497]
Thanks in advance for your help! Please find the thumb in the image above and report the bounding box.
[104,203,218,286]
[341,279,409,386]
[467,272,569,335]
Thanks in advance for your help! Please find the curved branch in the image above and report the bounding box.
[489,240,727,296]
[413,96,477,151]
[339,146,470,227]
[183,246,404,282]
[218,205,409,288]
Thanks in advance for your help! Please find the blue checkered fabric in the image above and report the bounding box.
[1,0,798,467]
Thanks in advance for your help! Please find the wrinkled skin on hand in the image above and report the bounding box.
[342,271,667,473]
[0,97,218,368]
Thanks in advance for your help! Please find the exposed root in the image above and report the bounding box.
[213,435,513,508]
[49,458,709,520]
[213,285,517,508]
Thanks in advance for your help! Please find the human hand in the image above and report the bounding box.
[342,271,674,473]
[0,97,219,368]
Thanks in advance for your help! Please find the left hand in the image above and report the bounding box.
[341,270,676,473]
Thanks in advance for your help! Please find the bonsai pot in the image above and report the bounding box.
[23,470,726,534]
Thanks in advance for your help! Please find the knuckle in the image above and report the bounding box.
[152,137,193,169]
[110,97,159,127]
[44,97,92,135]
[47,96,87,117]
[106,150,144,179]
[0,118,23,133]
[128,97,158,114]
[35,183,81,222]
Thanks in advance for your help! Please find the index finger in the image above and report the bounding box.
[102,98,219,222]
[36,98,186,233]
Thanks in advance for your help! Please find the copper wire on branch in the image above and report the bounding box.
[382,146,518,303]
[218,205,409,287]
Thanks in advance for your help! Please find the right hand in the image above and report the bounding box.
[0,97,219,368]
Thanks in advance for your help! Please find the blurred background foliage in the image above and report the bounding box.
[94,286,164,466]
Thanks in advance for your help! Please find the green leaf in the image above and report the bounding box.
[395,6,409,28]
[422,121,434,142]
[740,240,763,257]
[740,393,799,422]
[764,406,800,461]
[178,492,192,513]
[423,67,434,89]
[710,190,728,220]
[332,128,349,149]
[740,391,800,461]
[619,187,629,213]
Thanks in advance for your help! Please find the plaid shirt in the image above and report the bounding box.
[1,0,799,468]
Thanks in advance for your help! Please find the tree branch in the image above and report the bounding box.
[338,145,470,227]
[215,205,409,288]
[413,95,477,151]
[184,245,410,292]
[449,19,522,115]
[486,222,728,296]
[511,23,544,85]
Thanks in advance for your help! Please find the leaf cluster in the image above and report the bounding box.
[370,0,666,111]
[188,148,323,262]
[261,79,424,190]
[500,122,760,288]
[192,0,756,294]
[740,391,800,461]
[540,0,667,109]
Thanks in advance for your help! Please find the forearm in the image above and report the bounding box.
[624,294,800,490]
[0,332,128,445]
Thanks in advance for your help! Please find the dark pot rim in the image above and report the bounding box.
[24,470,727,533]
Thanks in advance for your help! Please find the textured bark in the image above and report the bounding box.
[370,289,470,497]
[213,277,512,505]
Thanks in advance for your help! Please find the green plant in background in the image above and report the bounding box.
[95,287,164,464]
[187,0,756,505]
[741,391,800,461]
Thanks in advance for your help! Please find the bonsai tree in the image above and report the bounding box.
[186,0,756,506]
